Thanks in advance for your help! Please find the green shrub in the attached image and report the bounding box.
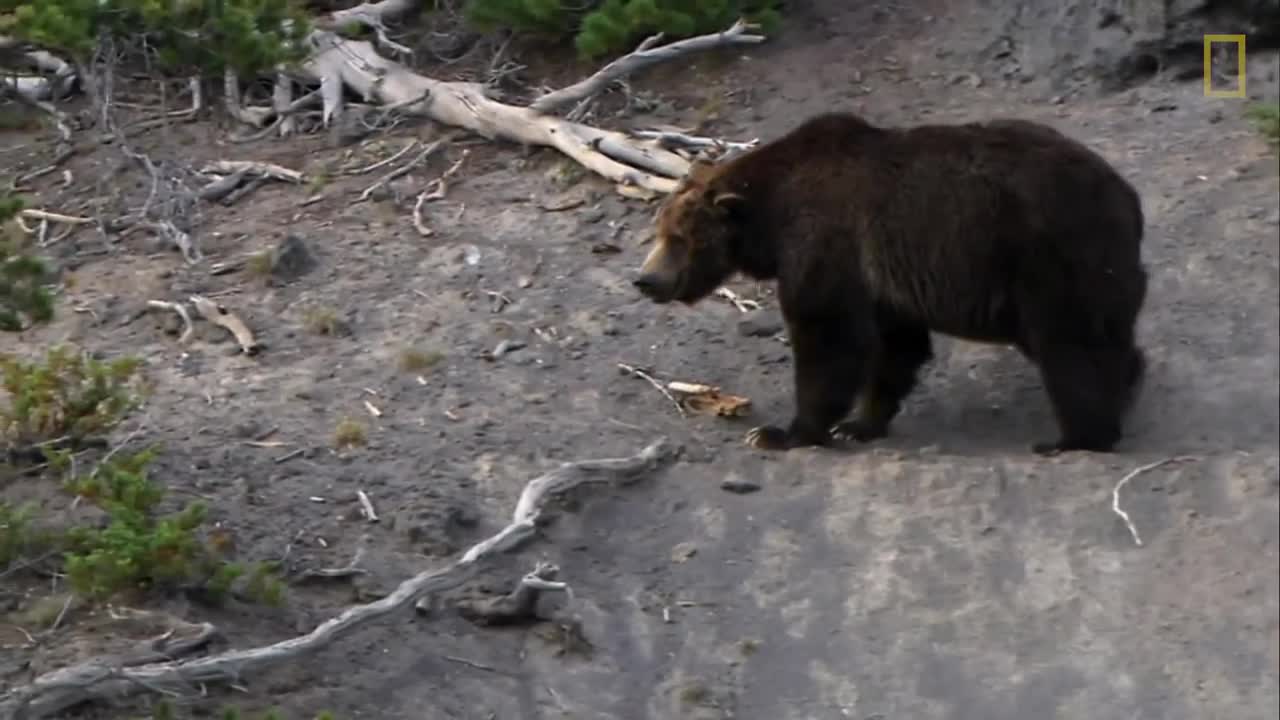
[0,0,311,76]
[1246,102,1279,149]
[0,345,143,450]
[464,0,782,59]
[0,193,54,333]
[2,446,287,603]
[1,500,37,566]
[55,448,287,603]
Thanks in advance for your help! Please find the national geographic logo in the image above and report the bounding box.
[1203,34,1247,98]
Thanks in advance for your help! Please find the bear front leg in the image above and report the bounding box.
[745,317,866,451]
[832,311,933,443]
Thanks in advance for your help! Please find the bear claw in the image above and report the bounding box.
[830,419,889,443]
[744,425,790,451]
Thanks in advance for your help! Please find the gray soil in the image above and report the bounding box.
[2,0,1278,718]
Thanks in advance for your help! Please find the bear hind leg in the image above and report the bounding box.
[745,315,867,451]
[1029,341,1140,456]
[832,310,932,443]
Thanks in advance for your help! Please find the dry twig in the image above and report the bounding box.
[15,209,93,228]
[714,287,760,312]
[1111,456,1197,547]
[617,363,686,417]
[356,490,379,522]
[343,138,419,175]
[411,149,469,236]
[359,134,454,202]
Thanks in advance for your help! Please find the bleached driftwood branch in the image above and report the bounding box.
[0,439,677,720]
[528,20,764,114]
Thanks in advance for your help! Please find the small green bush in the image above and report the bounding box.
[3,449,287,604]
[1246,102,1279,148]
[59,448,282,602]
[0,193,55,333]
[1,501,38,566]
[463,0,782,59]
[0,345,143,450]
[0,0,311,76]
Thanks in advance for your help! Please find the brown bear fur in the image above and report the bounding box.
[632,111,1148,455]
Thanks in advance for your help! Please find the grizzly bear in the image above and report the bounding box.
[631,111,1147,456]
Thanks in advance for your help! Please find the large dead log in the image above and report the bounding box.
[301,3,766,193]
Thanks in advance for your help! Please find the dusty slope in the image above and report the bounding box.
[2,0,1277,718]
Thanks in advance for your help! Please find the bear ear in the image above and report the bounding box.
[711,190,747,219]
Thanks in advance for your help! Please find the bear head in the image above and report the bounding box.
[632,158,748,305]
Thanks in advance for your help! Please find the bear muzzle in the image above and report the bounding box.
[632,272,676,303]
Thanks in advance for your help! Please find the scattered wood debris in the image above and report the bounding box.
[356,490,379,523]
[412,148,469,236]
[715,286,760,312]
[197,160,304,205]
[146,296,260,354]
[146,300,195,344]
[667,381,752,418]
[190,295,260,355]
[618,364,753,419]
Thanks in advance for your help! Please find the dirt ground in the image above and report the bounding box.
[2,0,1278,718]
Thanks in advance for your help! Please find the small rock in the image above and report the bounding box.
[270,233,317,281]
[720,478,761,494]
[671,542,698,563]
[488,339,526,360]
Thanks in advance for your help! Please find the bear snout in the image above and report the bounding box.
[632,273,674,302]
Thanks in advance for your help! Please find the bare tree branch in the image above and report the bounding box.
[529,19,765,114]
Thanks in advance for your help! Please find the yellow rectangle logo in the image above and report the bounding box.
[1204,34,1247,98]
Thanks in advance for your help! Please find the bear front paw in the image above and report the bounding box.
[1032,433,1119,456]
[1032,440,1064,457]
[830,419,889,443]
[744,425,791,451]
